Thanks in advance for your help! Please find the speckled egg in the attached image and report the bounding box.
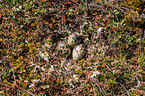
[72,44,86,61]
[67,33,81,47]
[56,41,71,56]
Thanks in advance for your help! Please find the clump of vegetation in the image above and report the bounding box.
[1,0,145,95]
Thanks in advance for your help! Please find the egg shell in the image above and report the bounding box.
[72,44,86,61]
[67,33,81,47]
[56,41,71,56]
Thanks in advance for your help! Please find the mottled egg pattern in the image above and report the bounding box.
[56,41,71,56]
[67,33,81,47]
[72,44,86,61]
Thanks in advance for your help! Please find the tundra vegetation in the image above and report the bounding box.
[1,0,145,95]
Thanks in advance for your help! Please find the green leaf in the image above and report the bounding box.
[42,85,49,89]
[78,59,85,63]
[75,70,83,75]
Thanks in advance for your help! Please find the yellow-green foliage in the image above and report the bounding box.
[121,0,143,27]
[121,0,142,12]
